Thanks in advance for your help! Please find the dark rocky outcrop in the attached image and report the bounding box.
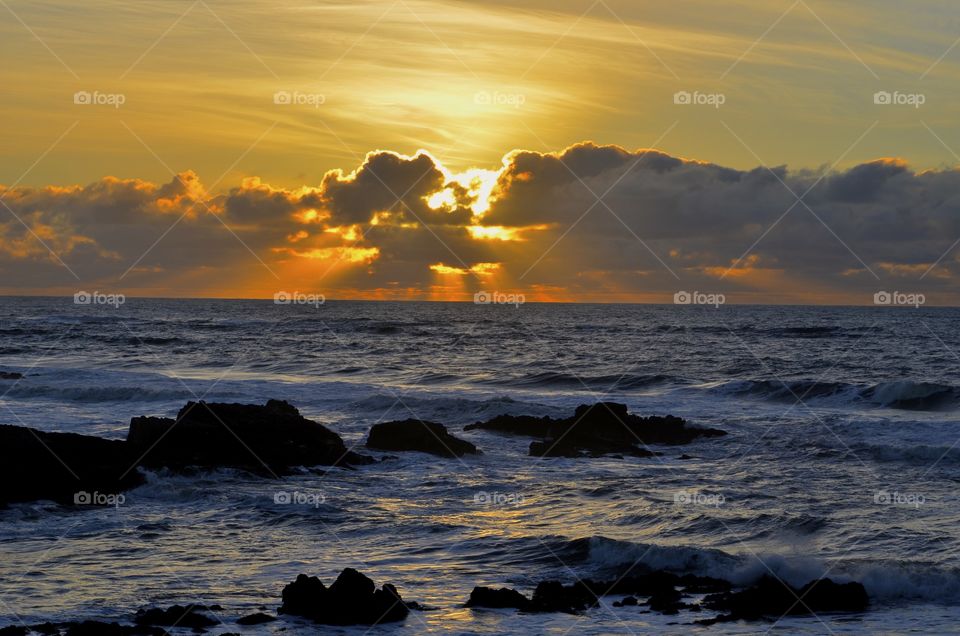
[236,612,276,625]
[279,568,418,625]
[467,402,725,458]
[0,372,22,380]
[0,425,145,507]
[700,576,868,624]
[466,586,531,610]
[128,400,371,474]
[465,570,864,622]
[134,604,218,629]
[0,400,373,507]
[366,419,481,457]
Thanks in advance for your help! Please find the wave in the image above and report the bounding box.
[573,536,960,604]
[0,384,239,403]
[482,371,680,391]
[710,378,960,411]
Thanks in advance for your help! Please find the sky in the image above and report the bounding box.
[2,0,960,303]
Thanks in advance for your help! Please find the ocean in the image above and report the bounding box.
[2,297,959,634]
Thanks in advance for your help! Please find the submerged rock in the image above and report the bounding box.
[700,576,868,624]
[279,568,417,625]
[366,419,481,457]
[236,612,276,625]
[467,402,725,458]
[466,570,747,616]
[0,425,145,506]
[134,604,218,629]
[466,586,531,610]
[128,399,372,474]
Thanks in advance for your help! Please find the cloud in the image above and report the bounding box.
[1,142,960,303]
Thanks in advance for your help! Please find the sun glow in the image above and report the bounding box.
[449,168,501,215]
[283,246,380,263]
[429,262,502,276]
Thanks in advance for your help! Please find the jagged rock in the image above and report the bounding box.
[366,419,481,457]
[0,425,145,506]
[613,595,638,607]
[279,568,416,625]
[134,604,218,629]
[700,576,868,623]
[236,612,276,625]
[128,400,371,474]
[466,402,725,458]
[467,570,734,616]
[465,587,531,610]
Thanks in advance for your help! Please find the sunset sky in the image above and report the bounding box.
[3,0,960,302]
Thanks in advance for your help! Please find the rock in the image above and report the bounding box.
[646,588,686,614]
[619,596,639,607]
[236,612,276,625]
[134,604,218,629]
[468,570,735,616]
[0,425,145,506]
[0,372,22,380]
[465,586,531,610]
[464,414,553,437]
[467,402,725,458]
[279,568,415,625]
[128,400,372,475]
[366,419,481,457]
[702,576,868,622]
[530,580,599,613]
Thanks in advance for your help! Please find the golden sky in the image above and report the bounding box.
[3,0,960,303]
